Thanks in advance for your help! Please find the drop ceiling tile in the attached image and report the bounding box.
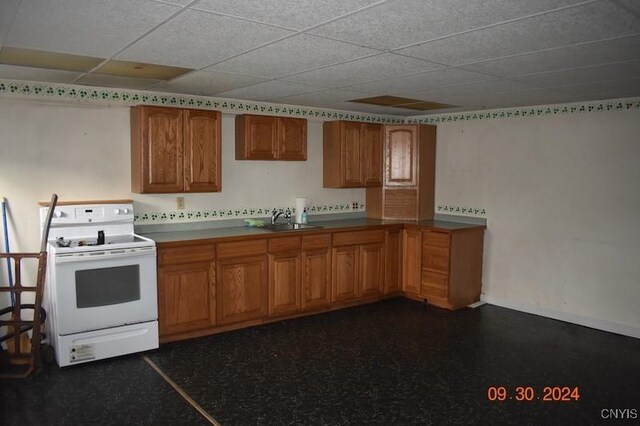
[154,70,268,95]
[117,9,293,69]
[0,46,104,72]
[0,0,21,47]
[346,68,494,95]
[283,53,442,87]
[75,73,163,90]
[271,88,378,106]
[207,34,378,78]
[95,59,191,80]
[396,1,640,66]
[310,0,589,50]
[461,36,640,77]
[216,80,325,101]
[194,0,382,30]
[153,0,192,6]
[5,0,181,58]
[411,79,535,100]
[0,64,81,83]
[432,88,582,110]
[512,60,640,88]
[558,78,640,100]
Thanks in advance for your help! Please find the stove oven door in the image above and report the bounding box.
[52,246,157,335]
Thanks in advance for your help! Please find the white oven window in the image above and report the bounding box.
[75,265,141,308]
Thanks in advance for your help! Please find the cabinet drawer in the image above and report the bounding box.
[332,229,385,246]
[422,246,450,273]
[268,236,301,252]
[421,270,448,299]
[158,244,215,265]
[217,239,267,259]
[302,234,331,250]
[423,230,450,248]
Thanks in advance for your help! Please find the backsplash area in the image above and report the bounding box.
[436,205,486,217]
[134,202,365,224]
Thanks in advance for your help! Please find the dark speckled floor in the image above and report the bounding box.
[0,355,209,426]
[2,299,639,425]
[149,299,640,425]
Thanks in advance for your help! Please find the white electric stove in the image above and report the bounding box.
[40,202,158,367]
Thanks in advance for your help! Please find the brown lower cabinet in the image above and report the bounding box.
[420,228,484,310]
[301,234,332,309]
[217,240,268,325]
[383,229,402,295]
[268,236,302,316]
[331,230,385,303]
[157,244,216,336]
[402,228,422,296]
[156,223,484,342]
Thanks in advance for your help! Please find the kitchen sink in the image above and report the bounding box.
[262,223,323,232]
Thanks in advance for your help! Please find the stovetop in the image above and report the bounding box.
[48,234,155,253]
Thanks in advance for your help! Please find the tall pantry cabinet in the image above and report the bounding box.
[366,125,436,220]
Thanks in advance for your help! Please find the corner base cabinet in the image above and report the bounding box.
[420,228,485,310]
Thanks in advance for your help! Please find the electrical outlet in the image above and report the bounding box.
[176,197,185,210]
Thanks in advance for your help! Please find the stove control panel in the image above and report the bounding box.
[41,203,135,227]
[75,207,105,221]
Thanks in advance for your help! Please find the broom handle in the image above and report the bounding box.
[2,198,15,307]
[40,194,58,253]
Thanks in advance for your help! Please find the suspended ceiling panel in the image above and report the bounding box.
[0,0,638,116]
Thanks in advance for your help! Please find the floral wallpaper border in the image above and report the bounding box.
[1,79,637,124]
[134,202,366,224]
[406,97,640,124]
[436,205,486,217]
[0,79,404,124]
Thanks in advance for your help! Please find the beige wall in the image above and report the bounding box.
[2,96,639,336]
[435,109,640,335]
[0,98,364,253]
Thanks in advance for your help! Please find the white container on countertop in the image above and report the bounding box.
[295,198,307,223]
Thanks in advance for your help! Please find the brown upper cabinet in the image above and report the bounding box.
[323,121,383,188]
[235,114,307,160]
[131,105,221,193]
[367,124,436,220]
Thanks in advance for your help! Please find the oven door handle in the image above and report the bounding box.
[55,247,156,264]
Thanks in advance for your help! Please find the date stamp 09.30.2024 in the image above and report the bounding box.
[486,386,638,420]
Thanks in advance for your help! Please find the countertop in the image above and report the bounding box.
[141,218,485,244]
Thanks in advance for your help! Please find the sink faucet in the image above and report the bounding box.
[271,208,292,225]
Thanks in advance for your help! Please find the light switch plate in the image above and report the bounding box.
[176,196,185,210]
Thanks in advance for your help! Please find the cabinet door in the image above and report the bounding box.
[140,106,184,193]
[184,109,221,192]
[402,228,422,295]
[385,125,418,186]
[158,261,216,336]
[332,245,359,302]
[341,122,363,187]
[217,256,267,325]
[278,118,307,161]
[301,248,331,309]
[243,115,278,160]
[269,251,301,316]
[359,243,384,298]
[361,123,383,187]
[384,229,402,294]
